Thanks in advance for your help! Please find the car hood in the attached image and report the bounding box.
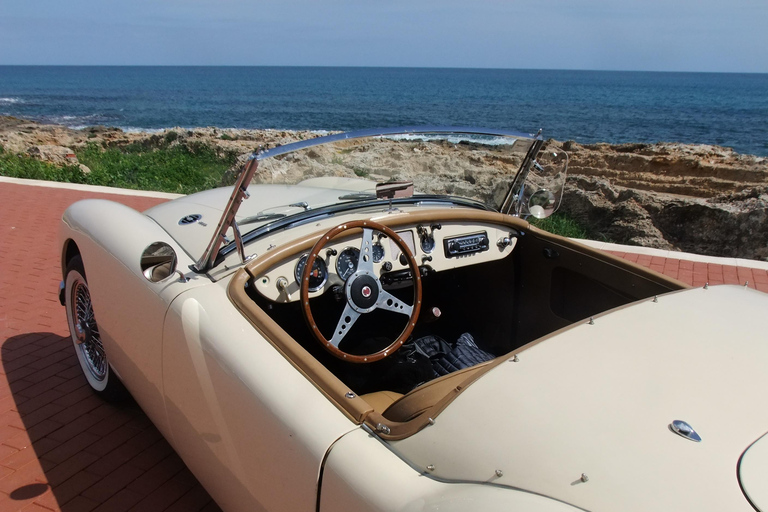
[144,178,375,260]
[389,285,768,511]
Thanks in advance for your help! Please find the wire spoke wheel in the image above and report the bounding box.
[65,255,125,401]
[71,278,107,381]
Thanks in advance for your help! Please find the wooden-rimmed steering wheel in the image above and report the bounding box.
[300,220,422,363]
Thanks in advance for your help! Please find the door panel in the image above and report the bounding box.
[162,283,356,511]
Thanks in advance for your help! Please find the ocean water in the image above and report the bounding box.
[0,66,766,156]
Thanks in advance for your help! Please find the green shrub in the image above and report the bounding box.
[76,142,236,194]
[0,151,88,183]
[529,212,589,239]
[0,141,238,195]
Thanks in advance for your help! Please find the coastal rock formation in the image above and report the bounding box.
[26,144,91,174]
[1,116,766,260]
[549,140,768,259]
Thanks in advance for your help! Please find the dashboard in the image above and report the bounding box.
[251,220,519,303]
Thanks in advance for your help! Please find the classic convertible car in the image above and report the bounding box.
[59,128,768,511]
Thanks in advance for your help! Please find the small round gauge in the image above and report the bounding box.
[295,254,328,292]
[420,236,435,254]
[336,248,360,281]
[372,243,385,263]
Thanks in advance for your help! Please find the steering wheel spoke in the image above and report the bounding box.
[329,304,361,348]
[376,290,413,316]
[357,228,376,273]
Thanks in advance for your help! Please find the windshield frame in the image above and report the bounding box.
[193,126,544,273]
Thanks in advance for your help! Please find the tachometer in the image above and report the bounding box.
[295,254,328,292]
[336,248,360,281]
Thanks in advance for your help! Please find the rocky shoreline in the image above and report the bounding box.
[2,116,767,261]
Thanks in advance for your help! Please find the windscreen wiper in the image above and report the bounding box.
[237,213,286,226]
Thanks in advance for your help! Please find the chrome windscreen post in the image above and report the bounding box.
[500,130,544,216]
[232,222,246,264]
[192,156,259,272]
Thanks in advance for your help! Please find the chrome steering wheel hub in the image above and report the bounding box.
[346,270,382,313]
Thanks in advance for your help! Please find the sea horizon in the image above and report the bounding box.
[2,66,767,156]
[2,64,767,74]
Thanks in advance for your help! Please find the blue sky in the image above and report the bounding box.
[1,0,766,72]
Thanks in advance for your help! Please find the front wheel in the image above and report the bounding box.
[64,256,125,401]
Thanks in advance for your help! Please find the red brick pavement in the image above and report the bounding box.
[0,180,766,511]
[608,250,768,292]
[0,182,221,512]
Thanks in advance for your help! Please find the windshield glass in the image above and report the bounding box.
[253,131,537,218]
[198,128,554,272]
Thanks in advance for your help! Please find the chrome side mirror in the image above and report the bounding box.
[140,242,181,282]
[528,189,557,219]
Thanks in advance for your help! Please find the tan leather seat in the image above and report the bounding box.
[383,363,491,422]
[360,390,403,412]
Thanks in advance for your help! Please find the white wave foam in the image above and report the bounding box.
[121,127,167,134]
[382,133,517,146]
[47,114,110,127]
[0,97,23,104]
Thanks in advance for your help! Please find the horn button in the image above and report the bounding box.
[347,272,380,312]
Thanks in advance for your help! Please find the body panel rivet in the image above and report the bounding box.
[426,464,435,472]
[495,469,504,477]
[581,473,589,482]
[588,317,594,325]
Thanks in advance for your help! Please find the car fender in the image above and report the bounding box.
[60,198,206,438]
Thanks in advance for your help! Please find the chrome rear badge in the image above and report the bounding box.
[670,420,702,442]
[179,214,202,225]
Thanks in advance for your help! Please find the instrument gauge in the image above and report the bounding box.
[372,243,385,263]
[420,236,435,253]
[336,248,360,281]
[295,254,328,292]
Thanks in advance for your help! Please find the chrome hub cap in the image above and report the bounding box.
[71,279,107,381]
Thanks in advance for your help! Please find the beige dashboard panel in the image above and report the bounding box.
[251,219,517,303]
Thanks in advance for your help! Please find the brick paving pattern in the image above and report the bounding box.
[0,180,766,511]
[0,182,221,512]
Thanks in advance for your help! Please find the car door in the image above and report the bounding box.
[161,280,357,512]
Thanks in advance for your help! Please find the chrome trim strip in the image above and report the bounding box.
[254,125,540,161]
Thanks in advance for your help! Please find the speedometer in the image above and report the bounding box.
[295,254,328,292]
[335,247,360,281]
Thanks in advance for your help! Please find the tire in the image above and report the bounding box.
[64,255,126,401]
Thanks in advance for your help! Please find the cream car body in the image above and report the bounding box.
[59,128,768,512]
